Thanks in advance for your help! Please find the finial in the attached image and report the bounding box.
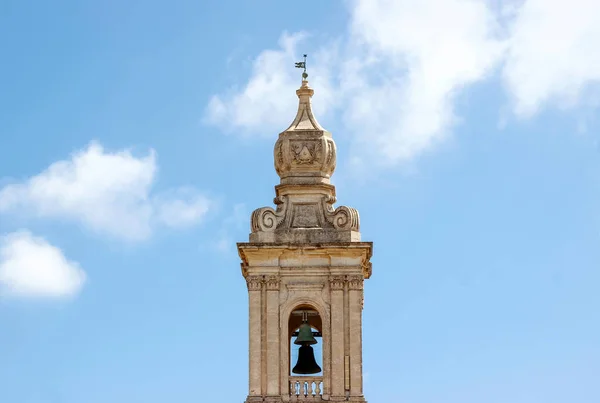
[295,54,308,80]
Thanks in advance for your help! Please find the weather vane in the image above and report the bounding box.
[295,54,308,80]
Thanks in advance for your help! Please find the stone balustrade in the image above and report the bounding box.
[289,376,323,400]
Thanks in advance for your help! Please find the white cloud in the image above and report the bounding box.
[0,231,86,298]
[503,0,600,116]
[0,142,155,240]
[154,187,211,229]
[206,0,505,164]
[204,32,305,134]
[346,0,506,163]
[209,203,248,253]
[204,32,338,136]
[0,142,212,241]
[206,0,600,165]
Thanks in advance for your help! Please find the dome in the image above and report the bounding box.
[249,77,360,243]
[273,80,336,185]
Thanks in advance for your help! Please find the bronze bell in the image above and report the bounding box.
[292,345,321,374]
[292,320,321,374]
[294,322,317,345]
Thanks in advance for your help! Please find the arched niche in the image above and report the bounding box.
[280,297,330,397]
[288,304,323,338]
[288,304,323,377]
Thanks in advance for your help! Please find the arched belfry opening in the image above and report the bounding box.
[237,65,373,403]
[288,308,323,396]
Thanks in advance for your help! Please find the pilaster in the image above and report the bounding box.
[246,275,263,397]
[266,275,281,396]
[348,275,364,399]
[329,275,345,397]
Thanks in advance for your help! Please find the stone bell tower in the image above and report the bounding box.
[237,73,372,403]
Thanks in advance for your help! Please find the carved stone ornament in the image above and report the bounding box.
[246,276,263,291]
[362,261,373,279]
[265,275,281,290]
[250,194,360,234]
[347,275,364,290]
[240,263,249,277]
[250,196,287,232]
[329,275,346,290]
[292,141,319,164]
[274,136,335,181]
[322,196,360,231]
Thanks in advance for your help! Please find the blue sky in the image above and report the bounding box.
[1,1,599,402]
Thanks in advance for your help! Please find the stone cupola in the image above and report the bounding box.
[274,80,336,185]
[250,78,361,244]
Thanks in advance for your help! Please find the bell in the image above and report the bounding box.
[294,322,317,345]
[292,345,321,374]
[292,319,321,374]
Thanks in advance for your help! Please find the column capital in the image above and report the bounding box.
[246,275,263,291]
[329,275,346,290]
[347,275,364,290]
[265,275,281,290]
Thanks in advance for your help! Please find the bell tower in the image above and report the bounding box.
[237,69,372,403]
